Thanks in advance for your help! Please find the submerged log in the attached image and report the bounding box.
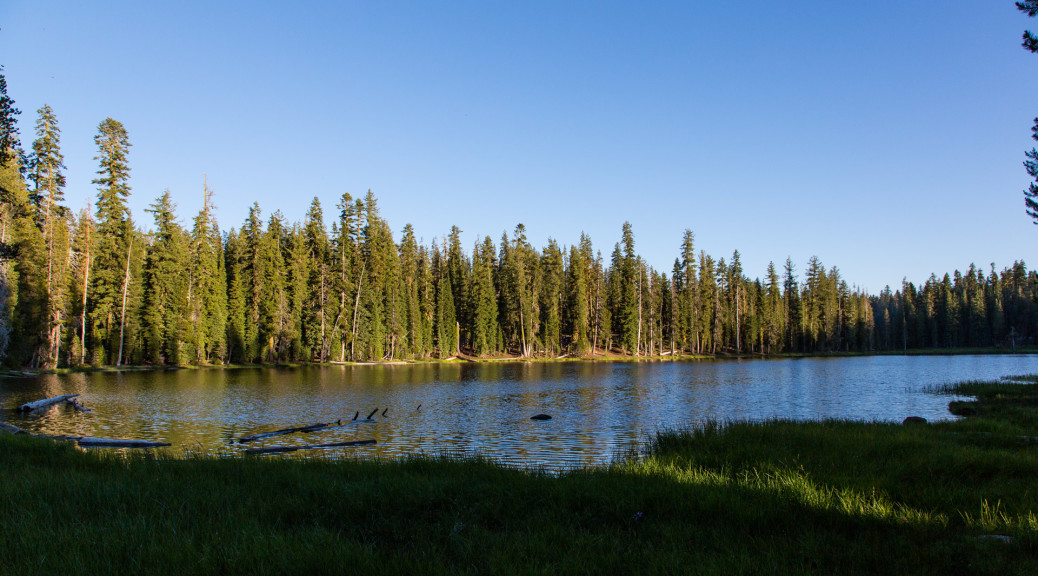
[238,419,376,444]
[238,422,329,444]
[18,394,80,413]
[244,439,377,455]
[0,422,28,434]
[66,397,92,413]
[60,436,171,448]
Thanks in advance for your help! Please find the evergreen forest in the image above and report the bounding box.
[1,72,1036,369]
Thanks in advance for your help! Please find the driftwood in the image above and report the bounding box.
[0,422,28,434]
[18,394,80,412]
[66,398,92,413]
[238,422,329,443]
[244,439,377,455]
[59,436,171,448]
[238,419,376,444]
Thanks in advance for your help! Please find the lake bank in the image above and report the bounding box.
[4,345,1036,376]
[2,376,1036,575]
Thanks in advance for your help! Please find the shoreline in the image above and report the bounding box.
[3,346,1036,377]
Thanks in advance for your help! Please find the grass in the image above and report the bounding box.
[2,378,1038,574]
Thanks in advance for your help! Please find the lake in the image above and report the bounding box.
[1,355,1035,469]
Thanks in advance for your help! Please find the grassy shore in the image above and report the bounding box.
[2,378,1037,574]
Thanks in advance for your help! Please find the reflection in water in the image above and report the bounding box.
[1,355,1035,469]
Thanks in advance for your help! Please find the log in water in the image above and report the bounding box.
[244,439,377,455]
[238,419,376,444]
[18,394,80,412]
[60,436,171,448]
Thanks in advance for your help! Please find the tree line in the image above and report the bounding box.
[1,73,1036,368]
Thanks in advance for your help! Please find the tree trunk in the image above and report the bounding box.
[117,234,133,366]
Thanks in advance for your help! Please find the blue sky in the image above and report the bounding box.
[2,1,1035,292]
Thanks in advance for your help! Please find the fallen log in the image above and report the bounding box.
[0,422,28,434]
[238,419,375,443]
[310,419,375,432]
[59,436,171,448]
[244,439,377,455]
[238,422,329,444]
[18,394,80,413]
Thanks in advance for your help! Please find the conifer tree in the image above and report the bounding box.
[783,258,802,352]
[446,225,471,350]
[567,243,590,355]
[141,190,188,364]
[435,245,457,358]
[1019,1,1038,223]
[398,224,422,358]
[285,224,309,360]
[539,238,564,356]
[88,117,134,365]
[471,235,500,356]
[302,198,331,361]
[697,251,716,353]
[764,261,783,353]
[0,67,22,362]
[224,227,248,363]
[188,183,226,363]
[67,208,94,365]
[6,152,47,366]
[28,105,70,367]
[257,211,288,362]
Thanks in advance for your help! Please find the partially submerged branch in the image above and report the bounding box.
[244,439,376,455]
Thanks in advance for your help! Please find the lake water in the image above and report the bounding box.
[1,355,1035,469]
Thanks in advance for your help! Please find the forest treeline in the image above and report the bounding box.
[1,76,1037,368]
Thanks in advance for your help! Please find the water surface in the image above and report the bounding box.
[1,355,1034,468]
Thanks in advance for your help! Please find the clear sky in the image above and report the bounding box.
[1,1,1035,292]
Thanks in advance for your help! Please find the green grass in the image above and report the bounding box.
[3,378,1038,574]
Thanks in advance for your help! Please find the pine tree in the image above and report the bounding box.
[567,242,590,356]
[256,211,288,362]
[224,227,248,363]
[435,245,457,358]
[188,183,226,363]
[67,208,95,365]
[783,258,802,352]
[1018,1,1038,223]
[141,190,188,364]
[764,261,783,353]
[285,224,309,360]
[729,250,744,353]
[0,67,22,362]
[27,105,71,367]
[301,198,331,362]
[539,238,564,356]
[398,224,422,358]
[678,229,698,354]
[6,153,48,367]
[446,225,470,350]
[697,251,716,354]
[88,118,134,365]
[471,235,500,356]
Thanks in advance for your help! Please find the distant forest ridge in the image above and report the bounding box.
[1,79,1036,369]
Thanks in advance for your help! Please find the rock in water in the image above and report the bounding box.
[902,416,927,425]
[530,414,552,421]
